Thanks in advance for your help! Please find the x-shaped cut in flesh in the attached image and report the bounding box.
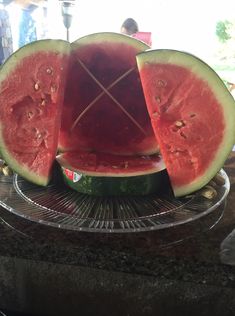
[71,57,147,135]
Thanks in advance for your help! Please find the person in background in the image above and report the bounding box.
[120,17,152,47]
[120,18,139,36]
[18,3,37,48]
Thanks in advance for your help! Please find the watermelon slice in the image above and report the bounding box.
[57,151,166,195]
[0,40,70,185]
[58,32,158,156]
[136,49,235,196]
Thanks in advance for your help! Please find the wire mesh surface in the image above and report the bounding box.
[0,170,230,233]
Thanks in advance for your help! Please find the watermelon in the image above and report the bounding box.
[0,40,70,185]
[58,32,158,156]
[57,151,166,196]
[136,49,235,196]
[0,36,234,199]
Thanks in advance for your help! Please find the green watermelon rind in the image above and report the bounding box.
[57,152,166,196]
[61,167,167,196]
[136,49,235,196]
[0,39,71,186]
[71,32,150,51]
[62,168,166,196]
[0,39,70,85]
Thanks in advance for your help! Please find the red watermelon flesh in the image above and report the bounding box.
[0,40,70,185]
[137,49,235,196]
[57,151,165,176]
[58,33,158,156]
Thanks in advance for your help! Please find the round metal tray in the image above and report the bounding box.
[0,169,230,233]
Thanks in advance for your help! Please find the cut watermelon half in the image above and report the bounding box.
[0,40,70,185]
[57,151,166,196]
[136,49,235,196]
[58,32,158,156]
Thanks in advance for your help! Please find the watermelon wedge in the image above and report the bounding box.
[0,40,70,185]
[136,49,235,196]
[58,32,158,156]
[57,151,166,195]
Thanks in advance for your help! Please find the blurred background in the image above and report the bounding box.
[1,0,235,85]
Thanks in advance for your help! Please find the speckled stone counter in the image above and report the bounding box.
[0,154,235,316]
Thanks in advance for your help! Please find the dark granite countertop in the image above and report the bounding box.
[1,154,235,315]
